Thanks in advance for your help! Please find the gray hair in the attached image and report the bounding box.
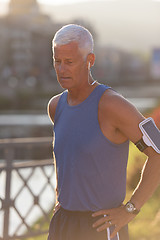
[52,24,94,58]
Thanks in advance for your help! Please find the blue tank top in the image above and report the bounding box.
[54,84,129,211]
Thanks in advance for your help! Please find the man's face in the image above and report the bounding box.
[53,41,88,89]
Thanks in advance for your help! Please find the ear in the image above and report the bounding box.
[87,53,95,68]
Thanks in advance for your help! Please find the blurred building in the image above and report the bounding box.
[0,0,97,96]
[150,48,160,80]
[94,46,148,85]
[0,0,97,111]
[0,0,157,113]
[0,0,61,88]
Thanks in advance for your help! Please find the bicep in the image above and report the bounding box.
[110,96,145,144]
[47,94,61,124]
[47,100,55,124]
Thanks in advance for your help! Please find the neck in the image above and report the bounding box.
[67,76,98,106]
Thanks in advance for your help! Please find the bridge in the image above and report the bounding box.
[0,137,55,240]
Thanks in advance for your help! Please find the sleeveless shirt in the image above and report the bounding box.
[53,84,129,211]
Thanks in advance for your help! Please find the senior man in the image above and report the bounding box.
[47,24,160,240]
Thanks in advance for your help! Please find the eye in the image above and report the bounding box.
[54,59,61,64]
[66,60,73,64]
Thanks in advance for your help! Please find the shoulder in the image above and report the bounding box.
[99,88,137,114]
[47,93,62,124]
[99,88,145,142]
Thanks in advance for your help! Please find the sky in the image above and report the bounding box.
[0,0,115,17]
[1,0,160,4]
[0,0,98,15]
[0,0,160,13]
[38,0,103,5]
[1,0,160,15]
[1,0,101,6]
[1,0,160,51]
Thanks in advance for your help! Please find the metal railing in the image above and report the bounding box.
[0,137,55,240]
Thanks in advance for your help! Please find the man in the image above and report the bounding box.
[47,24,160,240]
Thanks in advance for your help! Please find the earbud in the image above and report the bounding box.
[88,62,90,70]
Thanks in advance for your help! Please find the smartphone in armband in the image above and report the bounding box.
[139,117,160,154]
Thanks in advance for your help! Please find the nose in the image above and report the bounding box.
[58,62,66,74]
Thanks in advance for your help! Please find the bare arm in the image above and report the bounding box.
[47,94,61,124]
[130,147,160,210]
[93,91,160,238]
[47,93,61,209]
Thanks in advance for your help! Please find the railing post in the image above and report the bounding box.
[3,147,14,240]
[0,137,54,239]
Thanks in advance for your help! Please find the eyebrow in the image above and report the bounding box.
[65,58,73,61]
[53,57,73,60]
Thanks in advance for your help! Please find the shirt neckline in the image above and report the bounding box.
[65,84,101,108]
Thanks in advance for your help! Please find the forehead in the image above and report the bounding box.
[54,42,82,58]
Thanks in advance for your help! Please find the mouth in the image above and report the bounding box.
[60,77,71,80]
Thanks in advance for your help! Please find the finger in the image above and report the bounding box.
[92,216,110,228]
[96,222,109,232]
[110,226,121,239]
[92,210,109,217]
[96,221,114,232]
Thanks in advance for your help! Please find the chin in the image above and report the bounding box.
[58,81,71,90]
[57,78,77,90]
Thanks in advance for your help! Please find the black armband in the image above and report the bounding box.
[135,138,148,152]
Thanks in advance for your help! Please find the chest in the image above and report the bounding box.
[54,106,99,155]
[98,101,128,144]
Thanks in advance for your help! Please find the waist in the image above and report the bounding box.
[60,207,93,216]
